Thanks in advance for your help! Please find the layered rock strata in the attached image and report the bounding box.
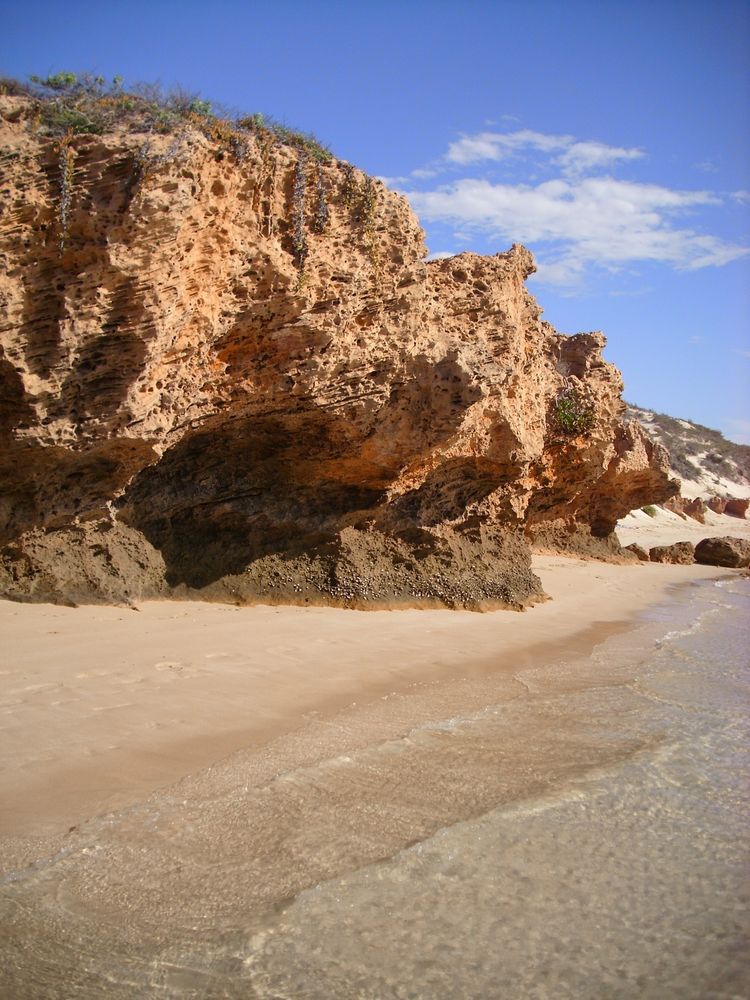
[0,95,676,607]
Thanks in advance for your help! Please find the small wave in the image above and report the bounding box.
[655,605,721,647]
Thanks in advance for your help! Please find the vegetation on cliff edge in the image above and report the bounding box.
[0,71,333,161]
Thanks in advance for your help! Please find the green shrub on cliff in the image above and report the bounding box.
[4,72,345,267]
[553,386,596,435]
[3,71,332,162]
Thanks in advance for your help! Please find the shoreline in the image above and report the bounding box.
[0,555,738,842]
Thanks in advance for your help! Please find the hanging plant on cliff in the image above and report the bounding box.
[55,128,76,254]
[342,163,358,209]
[358,176,382,281]
[253,129,278,237]
[341,165,381,281]
[312,162,329,234]
[292,152,308,272]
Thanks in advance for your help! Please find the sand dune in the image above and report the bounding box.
[616,506,750,549]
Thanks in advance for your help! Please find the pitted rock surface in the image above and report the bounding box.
[0,95,677,606]
[694,536,750,569]
[649,542,696,566]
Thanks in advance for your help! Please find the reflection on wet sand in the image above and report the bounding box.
[1,575,748,998]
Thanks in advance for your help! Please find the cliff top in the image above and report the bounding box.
[0,71,334,162]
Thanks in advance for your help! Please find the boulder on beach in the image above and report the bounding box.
[725,498,749,520]
[649,541,695,565]
[694,536,750,568]
[624,543,650,562]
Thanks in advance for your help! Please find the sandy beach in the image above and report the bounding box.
[3,13,748,995]
[1,513,749,999]
[2,509,747,841]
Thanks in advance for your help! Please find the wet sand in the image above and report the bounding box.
[0,553,739,840]
[1,526,749,999]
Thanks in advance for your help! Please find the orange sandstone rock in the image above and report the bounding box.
[0,96,677,606]
[649,542,695,565]
[725,498,749,519]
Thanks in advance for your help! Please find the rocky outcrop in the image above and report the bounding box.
[0,521,166,605]
[725,498,749,519]
[649,542,695,565]
[0,94,677,607]
[662,496,707,523]
[662,496,688,519]
[624,543,649,562]
[684,498,708,523]
[694,536,750,569]
[662,494,748,522]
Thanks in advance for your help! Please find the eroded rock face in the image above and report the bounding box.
[694,536,750,569]
[0,96,677,606]
[684,498,708,523]
[649,542,695,565]
[661,495,707,522]
[725,498,749,520]
[624,543,650,562]
[662,497,688,520]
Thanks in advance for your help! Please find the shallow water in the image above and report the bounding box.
[1,576,748,999]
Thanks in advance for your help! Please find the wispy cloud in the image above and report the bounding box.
[406,176,743,283]
[397,128,748,287]
[445,129,644,177]
[376,174,411,186]
[446,128,571,165]
[556,140,644,176]
[607,286,655,299]
[724,418,750,445]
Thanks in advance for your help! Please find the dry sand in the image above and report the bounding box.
[616,505,750,549]
[2,514,747,841]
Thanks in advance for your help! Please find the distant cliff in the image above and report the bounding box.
[0,81,677,607]
[626,405,750,501]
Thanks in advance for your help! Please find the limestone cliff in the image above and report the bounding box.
[0,92,677,607]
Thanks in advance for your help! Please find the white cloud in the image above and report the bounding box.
[376,174,410,187]
[533,257,586,287]
[426,250,455,261]
[404,175,747,284]
[403,127,749,287]
[556,140,644,176]
[723,418,750,444]
[444,128,643,177]
[695,160,720,173]
[446,129,571,165]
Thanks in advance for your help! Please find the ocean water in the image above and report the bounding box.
[1,575,748,999]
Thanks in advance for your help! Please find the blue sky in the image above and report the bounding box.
[3,0,749,441]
